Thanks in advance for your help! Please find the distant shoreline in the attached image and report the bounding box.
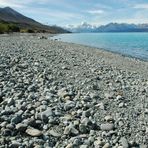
[54,40,148,78]
[52,38,148,62]
[53,32,148,62]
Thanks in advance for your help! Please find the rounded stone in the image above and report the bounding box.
[16,123,27,132]
[26,128,42,137]
[100,123,114,131]
[104,115,113,122]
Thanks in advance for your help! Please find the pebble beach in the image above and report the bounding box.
[0,34,148,148]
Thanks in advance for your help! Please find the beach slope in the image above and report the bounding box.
[0,34,148,147]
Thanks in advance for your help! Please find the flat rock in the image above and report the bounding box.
[58,88,69,98]
[104,115,113,122]
[49,130,61,137]
[102,143,110,148]
[64,101,75,111]
[100,123,114,131]
[64,124,79,135]
[104,92,114,99]
[40,108,53,122]
[26,128,42,137]
[16,123,27,132]
[80,145,88,148]
[120,137,129,148]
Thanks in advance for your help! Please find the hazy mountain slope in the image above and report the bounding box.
[97,23,148,32]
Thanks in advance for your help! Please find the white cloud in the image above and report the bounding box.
[133,4,148,9]
[0,0,50,8]
[0,0,24,8]
[25,7,81,19]
[87,10,104,15]
[0,0,84,25]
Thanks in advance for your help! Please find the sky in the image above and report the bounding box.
[0,0,148,26]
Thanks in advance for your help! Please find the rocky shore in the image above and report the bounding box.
[0,34,148,148]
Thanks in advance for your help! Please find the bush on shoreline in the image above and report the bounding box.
[0,23,39,34]
[0,22,60,34]
[20,29,35,33]
[0,23,8,33]
[0,23,20,33]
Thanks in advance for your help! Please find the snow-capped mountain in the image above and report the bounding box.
[65,22,148,33]
[65,22,98,33]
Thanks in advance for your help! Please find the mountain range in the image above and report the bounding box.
[1,7,148,33]
[65,22,148,33]
[0,7,69,33]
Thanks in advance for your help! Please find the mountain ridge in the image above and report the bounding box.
[66,22,148,33]
[0,7,38,24]
[0,7,69,33]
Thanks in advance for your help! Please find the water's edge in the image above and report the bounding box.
[51,34,148,62]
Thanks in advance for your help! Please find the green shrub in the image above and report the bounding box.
[0,23,9,33]
[27,29,35,33]
[0,23,38,33]
[0,23,20,33]
[20,28,35,33]
[8,24,20,32]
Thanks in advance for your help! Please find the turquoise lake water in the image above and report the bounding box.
[52,33,148,61]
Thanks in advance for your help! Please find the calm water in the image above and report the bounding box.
[52,33,148,61]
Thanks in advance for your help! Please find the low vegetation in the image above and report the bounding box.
[20,29,35,33]
[0,22,70,34]
[0,22,43,34]
[0,22,20,33]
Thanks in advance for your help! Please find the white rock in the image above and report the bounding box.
[7,98,15,106]
[103,143,110,148]
[80,145,88,148]
[104,92,114,99]
[119,102,124,108]
[49,130,61,137]
[116,95,122,100]
[100,123,114,131]
[120,137,129,148]
[104,115,113,122]
[58,88,69,98]
[26,128,42,137]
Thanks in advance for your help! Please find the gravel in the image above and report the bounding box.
[0,33,148,147]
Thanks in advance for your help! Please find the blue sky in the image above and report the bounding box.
[0,0,148,26]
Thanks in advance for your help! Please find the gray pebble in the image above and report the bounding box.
[16,123,27,132]
[11,115,22,124]
[7,98,15,106]
[64,101,75,111]
[100,123,114,131]
[120,137,129,148]
[49,130,61,137]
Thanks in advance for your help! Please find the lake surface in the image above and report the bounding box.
[52,33,148,61]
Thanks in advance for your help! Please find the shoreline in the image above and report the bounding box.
[0,34,148,147]
[51,33,148,62]
[50,39,148,79]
